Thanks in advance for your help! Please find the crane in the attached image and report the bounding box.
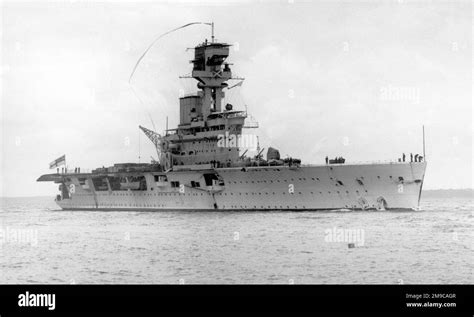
[139,125,169,167]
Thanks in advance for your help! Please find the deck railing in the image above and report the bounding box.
[301,160,411,167]
[53,159,424,175]
[56,168,92,174]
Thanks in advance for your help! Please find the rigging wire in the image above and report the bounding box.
[130,85,157,132]
[129,22,212,84]
[128,22,212,138]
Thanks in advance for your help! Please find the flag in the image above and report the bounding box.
[227,80,244,90]
[49,155,66,169]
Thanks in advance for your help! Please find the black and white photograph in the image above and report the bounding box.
[0,0,472,314]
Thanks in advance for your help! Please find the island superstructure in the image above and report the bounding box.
[38,33,427,211]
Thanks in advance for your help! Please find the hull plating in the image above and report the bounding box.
[55,162,427,211]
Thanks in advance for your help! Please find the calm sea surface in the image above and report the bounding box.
[0,195,472,284]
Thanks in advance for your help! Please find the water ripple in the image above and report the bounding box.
[0,196,472,284]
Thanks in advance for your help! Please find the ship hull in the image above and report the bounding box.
[52,162,427,211]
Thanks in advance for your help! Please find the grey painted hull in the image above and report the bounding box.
[54,162,427,211]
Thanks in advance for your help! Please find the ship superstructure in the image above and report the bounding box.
[150,39,247,169]
[38,31,427,211]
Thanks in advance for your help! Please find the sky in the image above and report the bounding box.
[0,0,472,197]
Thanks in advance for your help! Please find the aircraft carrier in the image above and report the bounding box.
[38,28,427,211]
